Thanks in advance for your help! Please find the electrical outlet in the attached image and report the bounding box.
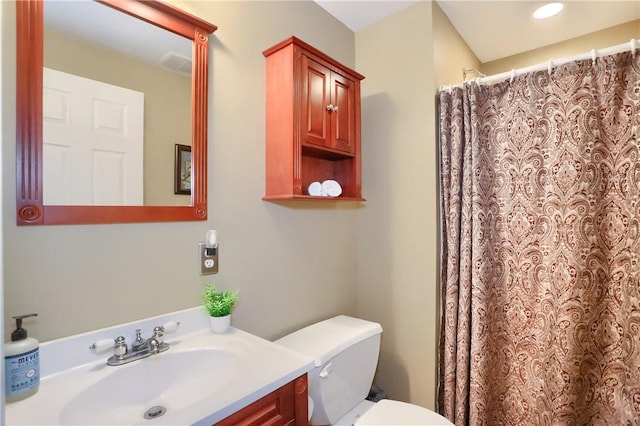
[198,242,219,275]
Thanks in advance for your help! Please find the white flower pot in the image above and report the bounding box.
[209,315,231,333]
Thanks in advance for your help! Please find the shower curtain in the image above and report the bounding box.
[438,51,640,425]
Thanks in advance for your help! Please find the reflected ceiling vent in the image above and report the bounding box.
[159,52,192,76]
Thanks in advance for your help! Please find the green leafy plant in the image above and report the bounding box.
[202,284,239,317]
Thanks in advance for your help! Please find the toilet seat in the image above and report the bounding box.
[354,399,453,425]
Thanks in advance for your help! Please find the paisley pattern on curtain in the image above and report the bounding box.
[438,52,640,425]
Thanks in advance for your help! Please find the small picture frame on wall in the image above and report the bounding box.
[174,144,192,195]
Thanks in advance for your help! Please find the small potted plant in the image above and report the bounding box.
[202,284,239,333]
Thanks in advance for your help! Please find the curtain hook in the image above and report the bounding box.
[631,39,637,58]
[509,69,516,83]
[591,49,597,66]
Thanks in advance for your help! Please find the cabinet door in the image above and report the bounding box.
[301,55,331,149]
[215,381,295,426]
[331,71,356,154]
[301,56,357,155]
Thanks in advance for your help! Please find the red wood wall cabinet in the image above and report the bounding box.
[262,36,365,201]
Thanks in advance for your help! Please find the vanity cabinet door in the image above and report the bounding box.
[215,374,307,426]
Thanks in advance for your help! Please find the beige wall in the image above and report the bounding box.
[356,1,438,409]
[483,20,640,76]
[45,30,192,206]
[432,1,481,87]
[354,0,483,409]
[3,1,359,344]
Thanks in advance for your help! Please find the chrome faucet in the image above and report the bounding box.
[108,327,170,366]
[89,324,178,366]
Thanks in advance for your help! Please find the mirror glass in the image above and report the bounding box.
[16,0,216,225]
[44,0,192,206]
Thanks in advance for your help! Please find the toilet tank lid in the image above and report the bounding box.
[275,315,383,367]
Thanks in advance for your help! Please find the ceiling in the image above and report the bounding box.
[45,0,192,75]
[314,0,640,63]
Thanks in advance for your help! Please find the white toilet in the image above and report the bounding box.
[275,315,453,425]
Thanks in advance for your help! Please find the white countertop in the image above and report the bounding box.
[5,308,314,425]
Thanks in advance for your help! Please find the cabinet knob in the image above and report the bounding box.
[326,104,337,112]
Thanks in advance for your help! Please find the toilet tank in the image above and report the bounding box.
[275,315,383,425]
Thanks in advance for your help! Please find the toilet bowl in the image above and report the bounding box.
[355,399,452,425]
[275,315,453,425]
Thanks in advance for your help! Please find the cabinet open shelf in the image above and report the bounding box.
[262,195,366,201]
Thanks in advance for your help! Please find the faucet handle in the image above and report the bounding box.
[89,338,115,352]
[162,320,180,333]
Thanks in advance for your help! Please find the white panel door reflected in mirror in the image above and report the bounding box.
[44,0,191,207]
[43,68,144,205]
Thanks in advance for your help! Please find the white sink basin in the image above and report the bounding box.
[6,326,313,425]
[60,348,244,425]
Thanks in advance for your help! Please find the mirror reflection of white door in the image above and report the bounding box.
[43,67,144,205]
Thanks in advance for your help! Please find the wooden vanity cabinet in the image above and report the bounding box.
[263,36,365,201]
[215,374,308,426]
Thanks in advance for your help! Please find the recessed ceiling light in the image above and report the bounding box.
[533,2,564,19]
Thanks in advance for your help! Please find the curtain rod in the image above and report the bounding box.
[442,39,638,91]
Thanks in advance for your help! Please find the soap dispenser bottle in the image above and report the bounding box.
[4,313,40,402]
